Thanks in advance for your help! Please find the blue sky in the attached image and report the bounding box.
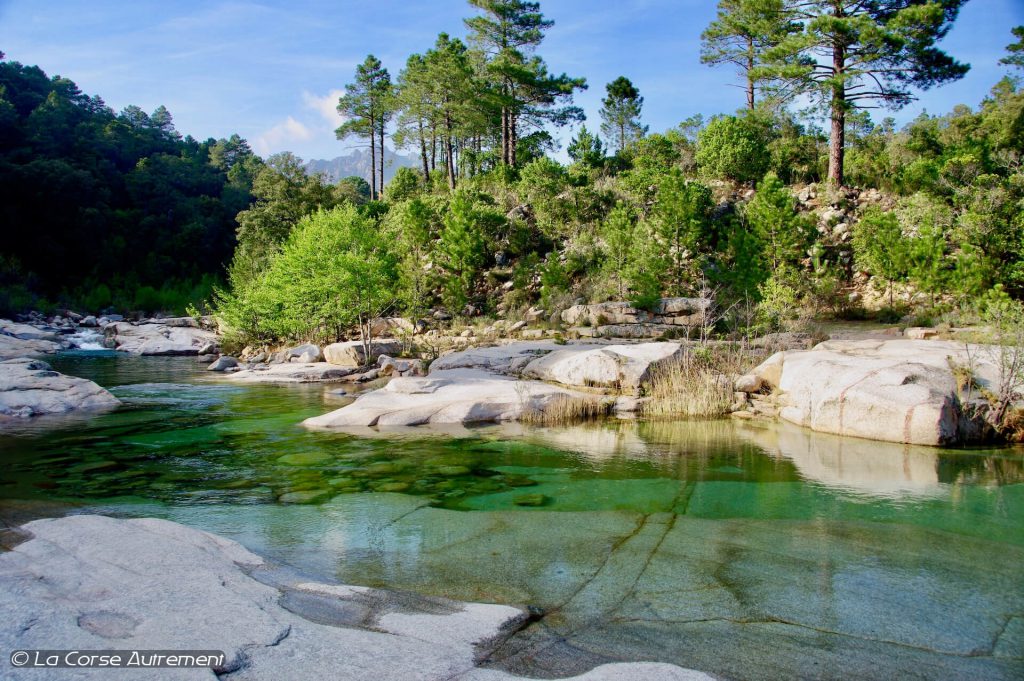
[1,0,1021,162]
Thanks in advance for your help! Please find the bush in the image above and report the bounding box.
[696,115,770,184]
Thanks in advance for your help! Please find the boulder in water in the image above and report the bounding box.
[0,358,120,419]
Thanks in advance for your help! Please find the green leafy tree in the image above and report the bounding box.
[438,192,503,310]
[696,114,771,183]
[744,171,814,270]
[649,171,714,294]
[465,0,586,166]
[600,203,637,299]
[761,0,970,185]
[599,76,647,152]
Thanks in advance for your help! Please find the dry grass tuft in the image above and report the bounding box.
[642,345,756,419]
[520,394,613,425]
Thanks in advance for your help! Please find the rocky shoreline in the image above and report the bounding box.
[0,514,709,680]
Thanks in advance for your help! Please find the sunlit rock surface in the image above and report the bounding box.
[106,319,219,356]
[750,339,1007,445]
[304,341,684,429]
[0,515,708,680]
[0,358,120,419]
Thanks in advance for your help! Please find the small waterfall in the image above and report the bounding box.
[67,328,106,351]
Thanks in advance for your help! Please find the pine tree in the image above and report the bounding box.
[599,76,647,152]
[700,0,796,110]
[760,0,969,186]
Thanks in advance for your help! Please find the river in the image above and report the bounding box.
[1,352,1021,679]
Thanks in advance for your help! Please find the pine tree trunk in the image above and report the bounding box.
[418,118,430,182]
[501,107,509,165]
[828,36,846,185]
[445,114,456,190]
[379,122,385,197]
[746,37,755,110]
[369,108,377,200]
[509,113,517,167]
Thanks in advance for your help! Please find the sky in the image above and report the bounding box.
[1,0,1022,162]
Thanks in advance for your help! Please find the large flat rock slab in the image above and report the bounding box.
[303,368,593,428]
[222,362,358,384]
[0,358,119,419]
[748,339,1004,446]
[0,515,703,680]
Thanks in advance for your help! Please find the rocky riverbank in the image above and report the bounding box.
[0,515,708,680]
[733,338,1013,446]
[302,341,684,429]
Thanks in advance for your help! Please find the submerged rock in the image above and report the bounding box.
[0,515,705,680]
[0,358,120,419]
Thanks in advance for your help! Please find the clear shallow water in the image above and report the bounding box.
[1,353,1022,679]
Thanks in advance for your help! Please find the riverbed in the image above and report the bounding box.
[1,352,1021,679]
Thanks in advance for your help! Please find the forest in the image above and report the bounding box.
[2,1,1024,349]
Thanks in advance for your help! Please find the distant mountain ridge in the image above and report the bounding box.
[305,147,418,185]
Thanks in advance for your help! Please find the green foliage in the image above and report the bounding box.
[600,76,646,152]
[438,191,503,310]
[567,125,605,168]
[853,208,908,307]
[217,206,397,344]
[648,171,714,293]
[696,114,770,183]
[744,171,814,271]
[0,57,253,314]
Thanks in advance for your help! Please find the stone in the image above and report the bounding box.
[734,373,764,393]
[79,315,98,327]
[378,355,425,377]
[323,339,401,367]
[653,297,710,316]
[302,368,594,429]
[296,350,320,363]
[207,356,239,372]
[525,306,546,323]
[595,323,676,339]
[278,490,332,504]
[752,339,1006,445]
[904,327,939,340]
[0,319,59,341]
[750,350,788,389]
[512,493,548,507]
[221,363,358,384]
[368,317,415,336]
[429,341,564,375]
[1,516,700,680]
[106,321,220,356]
[0,332,60,360]
[522,342,683,393]
[508,320,527,333]
[0,358,120,420]
[284,343,322,362]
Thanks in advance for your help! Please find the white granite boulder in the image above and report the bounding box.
[303,368,596,428]
[522,342,683,393]
[106,321,220,356]
[323,339,401,367]
[751,339,1004,445]
[0,358,120,418]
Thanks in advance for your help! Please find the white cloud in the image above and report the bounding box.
[302,89,347,126]
[254,116,313,156]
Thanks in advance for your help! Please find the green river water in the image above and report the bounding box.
[1,352,1022,679]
